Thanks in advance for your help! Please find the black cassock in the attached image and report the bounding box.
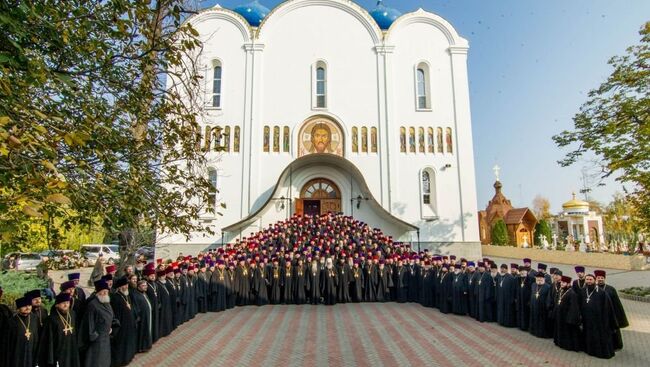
[0,304,12,364]
[210,268,231,311]
[336,264,351,303]
[145,280,161,342]
[165,280,179,329]
[600,284,629,350]
[529,283,553,338]
[171,278,183,327]
[496,273,517,327]
[79,298,114,367]
[235,266,252,306]
[349,266,364,302]
[580,286,618,359]
[188,274,198,317]
[251,267,270,306]
[33,305,48,335]
[363,264,378,302]
[394,266,408,303]
[467,271,480,318]
[282,266,295,304]
[452,272,469,315]
[407,265,421,302]
[307,268,321,304]
[294,265,308,304]
[269,266,282,304]
[196,272,209,313]
[420,269,434,307]
[131,290,153,352]
[4,313,39,367]
[38,309,80,367]
[376,267,392,302]
[156,280,174,338]
[552,288,582,352]
[226,269,237,309]
[436,272,453,313]
[515,276,532,331]
[320,268,339,305]
[178,275,189,322]
[110,292,137,367]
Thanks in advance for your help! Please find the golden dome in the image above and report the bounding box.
[562,192,589,209]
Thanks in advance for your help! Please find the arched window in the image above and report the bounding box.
[283,126,290,153]
[273,126,280,152]
[399,127,406,153]
[223,126,231,151]
[446,127,453,153]
[409,127,416,153]
[418,127,425,153]
[314,61,327,109]
[437,127,443,153]
[352,127,358,153]
[370,127,377,153]
[427,127,434,153]
[233,126,240,153]
[361,127,368,153]
[207,168,218,213]
[212,63,222,108]
[420,168,437,219]
[263,126,270,152]
[415,62,431,110]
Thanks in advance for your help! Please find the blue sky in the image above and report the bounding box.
[201,0,650,212]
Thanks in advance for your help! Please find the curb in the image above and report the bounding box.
[620,292,650,303]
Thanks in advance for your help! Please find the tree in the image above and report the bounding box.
[603,192,642,251]
[553,22,650,231]
[0,1,219,264]
[531,195,552,220]
[534,219,552,247]
[491,219,509,246]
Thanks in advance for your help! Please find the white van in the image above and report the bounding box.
[81,244,120,265]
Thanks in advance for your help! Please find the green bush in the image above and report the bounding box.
[621,287,650,298]
[491,219,509,246]
[534,219,553,246]
[0,271,51,311]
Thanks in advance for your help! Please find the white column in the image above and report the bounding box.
[374,44,395,211]
[242,42,265,215]
[449,45,479,242]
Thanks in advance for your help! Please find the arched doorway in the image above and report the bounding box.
[295,178,341,217]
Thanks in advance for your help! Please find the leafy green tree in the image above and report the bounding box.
[553,22,650,231]
[0,1,220,266]
[534,219,553,247]
[491,219,509,246]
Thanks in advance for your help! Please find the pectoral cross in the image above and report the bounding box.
[64,326,73,335]
[25,330,31,341]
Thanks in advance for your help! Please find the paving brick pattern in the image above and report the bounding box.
[129,299,649,367]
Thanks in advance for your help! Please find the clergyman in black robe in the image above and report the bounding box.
[336,260,351,303]
[320,263,339,305]
[515,269,532,331]
[38,293,80,367]
[282,263,295,304]
[79,281,114,367]
[376,262,393,302]
[0,291,12,365]
[364,261,378,302]
[552,277,582,352]
[580,275,618,359]
[110,278,137,367]
[394,263,408,303]
[495,266,517,327]
[4,297,39,367]
[596,272,629,350]
[132,280,153,353]
[269,262,282,304]
[251,262,270,306]
[294,262,308,304]
[196,267,209,313]
[144,270,161,342]
[210,263,230,311]
[235,263,252,306]
[529,274,553,338]
[307,261,322,304]
[436,266,453,313]
[420,265,434,307]
[156,274,174,338]
[451,269,469,315]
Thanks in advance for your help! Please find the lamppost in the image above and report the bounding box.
[350,194,368,217]
[272,196,291,219]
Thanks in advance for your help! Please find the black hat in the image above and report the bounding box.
[15,297,31,308]
[535,272,546,278]
[24,289,41,300]
[94,280,110,293]
[102,274,113,281]
[537,263,547,270]
[114,276,129,288]
[55,293,71,305]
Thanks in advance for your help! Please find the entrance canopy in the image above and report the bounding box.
[222,154,418,236]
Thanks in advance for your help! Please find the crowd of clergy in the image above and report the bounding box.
[0,213,630,366]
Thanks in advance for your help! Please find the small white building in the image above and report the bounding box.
[158,0,481,259]
[553,193,605,246]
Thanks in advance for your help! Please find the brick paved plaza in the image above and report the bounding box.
[128,300,649,367]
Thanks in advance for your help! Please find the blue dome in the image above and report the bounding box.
[369,1,401,30]
[233,1,270,27]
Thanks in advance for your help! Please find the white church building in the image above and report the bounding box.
[158,0,481,259]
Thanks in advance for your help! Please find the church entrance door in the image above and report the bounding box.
[296,178,341,216]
